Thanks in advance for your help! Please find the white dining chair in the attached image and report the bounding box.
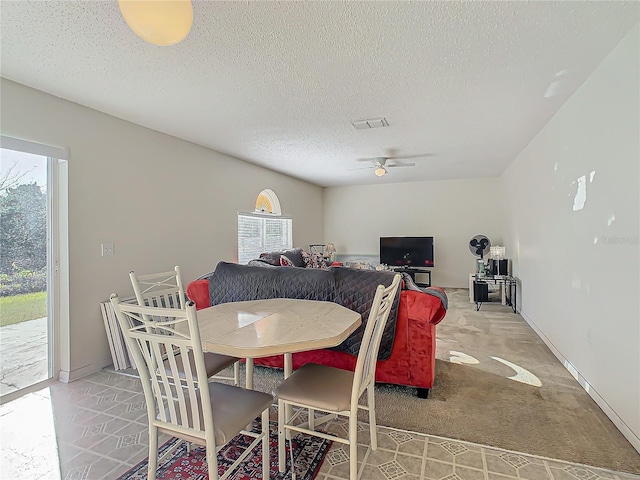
[110,294,273,480]
[130,266,240,385]
[274,273,401,480]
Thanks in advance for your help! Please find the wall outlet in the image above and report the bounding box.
[101,242,115,256]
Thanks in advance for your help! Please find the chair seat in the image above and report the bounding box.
[162,351,238,380]
[275,363,354,412]
[209,383,273,444]
[160,382,273,445]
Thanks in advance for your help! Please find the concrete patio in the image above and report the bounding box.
[0,317,48,397]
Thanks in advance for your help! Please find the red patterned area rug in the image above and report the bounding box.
[117,420,332,480]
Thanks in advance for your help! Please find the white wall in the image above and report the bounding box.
[323,179,505,287]
[502,25,640,450]
[1,78,324,380]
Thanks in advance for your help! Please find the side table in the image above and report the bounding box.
[469,274,517,313]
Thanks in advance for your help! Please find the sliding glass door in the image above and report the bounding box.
[0,137,67,402]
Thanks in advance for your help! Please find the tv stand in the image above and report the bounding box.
[391,267,431,288]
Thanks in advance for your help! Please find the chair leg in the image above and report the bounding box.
[278,399,287,473]
[261,409,270,480]
[206,443,219,480]
[349,415,358,480]
[288,432,298,480]
[148,425,158,479]
[308,408,315,430]
[367,384,377,450]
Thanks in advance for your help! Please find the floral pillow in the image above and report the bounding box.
[301,250,328,269]
[280,255,295,267]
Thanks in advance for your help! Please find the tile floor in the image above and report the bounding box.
[1,370,638,480]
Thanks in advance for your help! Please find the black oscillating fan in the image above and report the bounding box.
[469,235,491,259]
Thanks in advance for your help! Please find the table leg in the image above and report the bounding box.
[284,353,293,379]
[283,353,293,439]
[245,358,254,389]
[244,358,256,431]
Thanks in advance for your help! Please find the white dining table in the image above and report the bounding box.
[194,298,362,388]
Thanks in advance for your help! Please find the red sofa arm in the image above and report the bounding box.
[403,288,447,325]
[186,279,211,310]
[400,289,447,389]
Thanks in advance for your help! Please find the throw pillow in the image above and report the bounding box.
[302,251,328,269]
[258,251,283,266]
[280,248,306,267]
[280,255,295,267]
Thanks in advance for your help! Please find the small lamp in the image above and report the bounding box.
[326,243,336,262]
[118,0,193,46]
[374,166,387,177]
[489,245,508,275]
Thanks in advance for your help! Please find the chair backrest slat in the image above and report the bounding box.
[110,294,214,439]
[130,266,187,316]
[351,274,401,405]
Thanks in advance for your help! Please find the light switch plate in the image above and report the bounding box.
[101,242,114,256]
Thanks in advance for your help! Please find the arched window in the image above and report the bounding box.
[237,189,292,264]
[254,189,281,215]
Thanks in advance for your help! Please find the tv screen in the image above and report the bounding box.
[380,236,434,268]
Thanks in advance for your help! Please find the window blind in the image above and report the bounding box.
[237,212,292,264]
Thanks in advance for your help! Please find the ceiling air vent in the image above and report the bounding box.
[351,117,389,130]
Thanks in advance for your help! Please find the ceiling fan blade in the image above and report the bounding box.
[389,153,436,160]
[348,165,374,171]
[387,162,416,168]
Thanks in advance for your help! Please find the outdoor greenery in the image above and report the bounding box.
[0,182,47,274]
[0,268,47,296]
[0,171,48,326]
[0,291,47,326]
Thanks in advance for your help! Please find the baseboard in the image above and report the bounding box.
[58,357,112,383]
[520,309,640,454]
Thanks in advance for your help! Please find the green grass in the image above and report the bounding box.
[0,291,47,327]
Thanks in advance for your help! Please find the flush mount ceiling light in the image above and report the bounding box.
[118,0,193,46]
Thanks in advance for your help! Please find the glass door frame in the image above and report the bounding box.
[0,135,69,404]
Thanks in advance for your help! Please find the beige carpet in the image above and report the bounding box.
[245,288,640,475]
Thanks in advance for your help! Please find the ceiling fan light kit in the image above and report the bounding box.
[118,0,193,46]
[351,151,434,177]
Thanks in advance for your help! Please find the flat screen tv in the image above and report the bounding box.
[380,236,435,268]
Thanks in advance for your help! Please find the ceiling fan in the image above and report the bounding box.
[351,151,435,177]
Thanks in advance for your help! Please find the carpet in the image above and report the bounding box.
[110,288,640,475]
[242,288,640,475]
[116,420,331,480]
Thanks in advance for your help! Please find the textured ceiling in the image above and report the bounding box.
[1,1,638,187]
